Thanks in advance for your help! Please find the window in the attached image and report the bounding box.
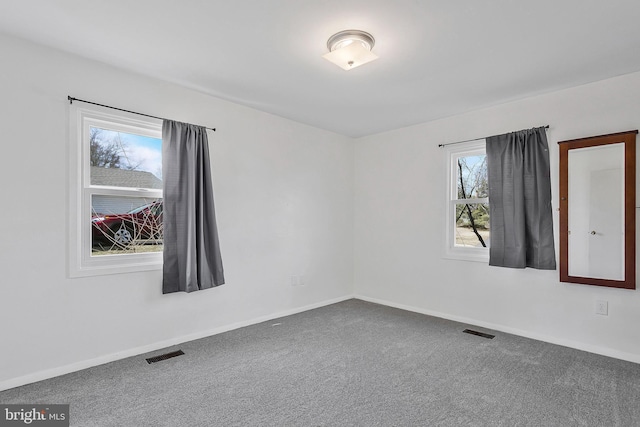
[444,139,489,262]
[68,104,163,277]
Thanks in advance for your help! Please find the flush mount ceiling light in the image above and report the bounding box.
[322,29,378,71]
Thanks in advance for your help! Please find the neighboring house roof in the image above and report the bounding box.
[91,166,162,189]
[92,196,155,216]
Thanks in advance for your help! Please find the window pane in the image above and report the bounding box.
[455,203,490,247]
[456,155,488,199]
[91,195,163,256]
[89,127,162,188]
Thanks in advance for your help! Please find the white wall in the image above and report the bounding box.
[0,34,354,389]
[354,71,640,363]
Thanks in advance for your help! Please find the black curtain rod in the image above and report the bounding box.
[438,125,549,147]
[67,96,216,132]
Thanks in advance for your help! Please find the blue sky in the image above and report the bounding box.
[457,154,487,198]
[94,127,163,179]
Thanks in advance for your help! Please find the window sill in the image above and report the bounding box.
[443,247,489,263]
[69,254,162,278]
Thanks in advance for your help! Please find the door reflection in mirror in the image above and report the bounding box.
[568,143,624,280]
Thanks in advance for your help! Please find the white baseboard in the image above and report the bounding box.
[6,293,635,392]
[354,294,640,365]
[0,294,354,392]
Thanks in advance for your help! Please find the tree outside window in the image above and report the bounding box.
[455,154,489,248]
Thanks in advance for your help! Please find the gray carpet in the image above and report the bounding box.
[2,299,640,426]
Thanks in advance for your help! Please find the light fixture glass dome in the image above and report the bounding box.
[323,29,378,71]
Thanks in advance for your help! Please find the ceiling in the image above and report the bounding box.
[1,0,640,138]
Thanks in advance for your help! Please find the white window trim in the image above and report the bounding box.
[68,103,163,277]
[443,139,489,262]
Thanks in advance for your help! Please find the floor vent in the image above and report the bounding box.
[146,350,185,364]
[463,329,495,339]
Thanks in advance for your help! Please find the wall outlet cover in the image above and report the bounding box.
[596,300,608,316]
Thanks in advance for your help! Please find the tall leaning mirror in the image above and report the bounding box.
[559,130,637,289]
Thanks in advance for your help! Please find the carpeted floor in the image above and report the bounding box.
[2,299,640,426]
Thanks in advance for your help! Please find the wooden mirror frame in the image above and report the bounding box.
[558,130,637,289]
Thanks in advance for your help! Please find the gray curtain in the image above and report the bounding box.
[162,120,225,293]
[486,127,556,269]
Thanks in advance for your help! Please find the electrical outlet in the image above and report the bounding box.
[595,300,608,316]
[290,275,306,287]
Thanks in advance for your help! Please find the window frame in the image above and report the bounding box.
[443,139,489,262]
[68,103,163,277]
